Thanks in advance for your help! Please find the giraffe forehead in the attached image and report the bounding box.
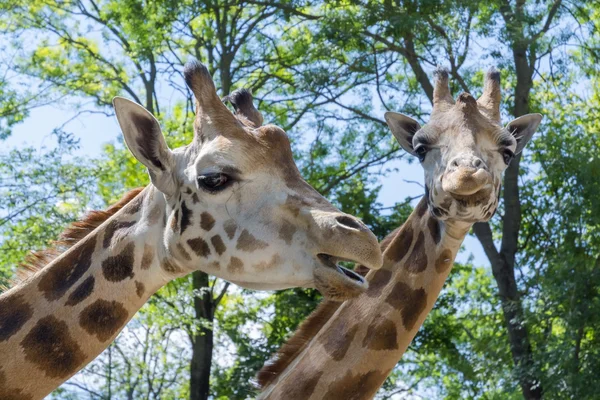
[419,111,509,150]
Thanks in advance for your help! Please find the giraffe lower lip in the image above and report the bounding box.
[317,254,365,283]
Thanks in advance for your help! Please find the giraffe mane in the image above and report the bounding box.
[255,225,402,390]
[256,299,341,390]
[5,187,144,289]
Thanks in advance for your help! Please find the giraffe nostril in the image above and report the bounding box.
[335,215,363,231]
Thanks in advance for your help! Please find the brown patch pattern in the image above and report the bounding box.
[278,220,296,245]
[38,236,97,301]
[161,259,181,274]
[362,316,398,350]
[0,367,33,400]
[141,245,154,270]
[180,201,193,234]
[135,281,145,298]
[79,299,129,342]
[323,370,389,400]
[210,235,226,256]
[435,248,453,273]
[236,229,268,252]
[21,315,86,379]
[405,232,428,273]
[65,276,95,306]
[102,242,135,282]
[320,319,359,361]
[384,225,414,263]
[366,269,393,298]
[14,188,142,286]
[427,215,441,244]
[227,257,244,273]
[103,220,136,248]
[275,368,323,399]
[188,237,211,258]
[385,282,428,330]
[146,204,162,225]
[191,192,200,204]
[253,254,282,271]
[177,243,192,261]
[223,219,237,239]
[200,212,215,231]
[0,294,33,342]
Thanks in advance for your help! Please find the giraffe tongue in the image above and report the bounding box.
[318,254,365,283]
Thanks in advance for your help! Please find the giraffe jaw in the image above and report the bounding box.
[314,254,368,300]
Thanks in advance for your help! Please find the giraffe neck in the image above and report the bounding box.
[260,197,471,400]
[0,186,180,400]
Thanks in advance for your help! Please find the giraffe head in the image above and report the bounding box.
[385,68,542,222]
[112,60,382,300]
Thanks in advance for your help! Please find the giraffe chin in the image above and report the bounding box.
[313,254,368,301]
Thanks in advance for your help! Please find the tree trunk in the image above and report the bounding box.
[189,271,215,400]
[474,42,542,400]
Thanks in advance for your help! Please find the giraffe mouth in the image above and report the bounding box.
[317,254,365,284]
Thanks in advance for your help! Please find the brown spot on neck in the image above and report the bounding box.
[366,269,392,298]
[253,254,282,271]
[176,243,192,261]
[103,220,136,249]
[38,236,97,301]
[65,276,95,306]
[405,231,428,273]
[79,299,129,342]
[141,245,154,270]
[384,224,414,263]
[200,212,215,231]
[101,242,136,282]
[435,248,453,273]
[322,370,389,400]
[21,315,86,379]
[320,319,359,361]
[427,215,441,244]
[0,294,33,342]
[362,316,398,350]
[0,367,33,400]
[273,367,323,399]
[236,229,268,252]
[146,204,162,225]
[135,281,145,298]
[385,282,428,330]
[278,220,296,245]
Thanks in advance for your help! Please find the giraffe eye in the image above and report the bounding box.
[198,173,230,192]
[414,145,428,162]
[502,149,514,165]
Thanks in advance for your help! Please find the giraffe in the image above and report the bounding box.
[256,68,543,399]
[0,60,383,400]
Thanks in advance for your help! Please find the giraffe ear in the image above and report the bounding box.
[506,113,542,154]
[113,97,177,196]
[384,111,421,156]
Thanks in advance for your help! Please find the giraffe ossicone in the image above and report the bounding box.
[0,59,382,399]
[257,67,543,399]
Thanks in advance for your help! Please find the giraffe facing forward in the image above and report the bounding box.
[257,68,542,399]
[0,60,383,399]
